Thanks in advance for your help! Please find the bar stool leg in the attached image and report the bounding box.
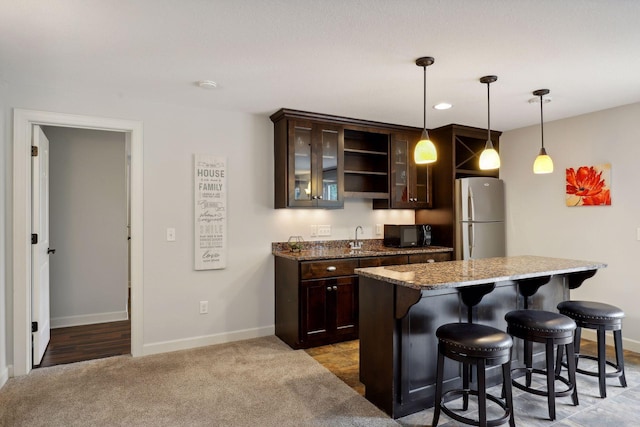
[555,343,564,376]
[566,341,579,406]
[545,340,556,420]
[614,329,627,387]
[462,362,470,411]
[597,327,607,398]
[502,360,516,427]
[524,340,533,387]
[478,359,487,427]
[574,326,582,364]
[432,347,444,427]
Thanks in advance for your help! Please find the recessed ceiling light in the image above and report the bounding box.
[433,102,452,110]
[197,80,218,89]
[528,96,551,104]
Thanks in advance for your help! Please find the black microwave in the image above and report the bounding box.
[383,224,432,248]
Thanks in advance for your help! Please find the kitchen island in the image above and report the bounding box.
[355,255,606,418]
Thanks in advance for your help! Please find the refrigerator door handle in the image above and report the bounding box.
[468,223,474,258]
[468,187,475,222]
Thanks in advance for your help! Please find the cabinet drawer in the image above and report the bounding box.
[408,252,452,263]
[359,255,408,268]
[301,259,359,280]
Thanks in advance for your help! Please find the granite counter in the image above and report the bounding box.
[355,255,606,290]
[272,239,453,261]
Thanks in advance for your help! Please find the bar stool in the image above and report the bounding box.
[432,323,515,427]
[505,309,578,421]
[556,300,627,398]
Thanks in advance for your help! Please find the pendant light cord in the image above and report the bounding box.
[539,94,545,149]
[423,65,427,131]
[486,82,491,142]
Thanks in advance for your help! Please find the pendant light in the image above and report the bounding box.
[479,75,500,170]
[414,57,437,164]
[532,89,553,174]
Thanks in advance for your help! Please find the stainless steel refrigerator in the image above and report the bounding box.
[455,177,505,260]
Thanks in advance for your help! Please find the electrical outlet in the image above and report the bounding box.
[375,224,383,236]
[317,225,331,237]
[310,225,317,237]
[166,227,176,241]
[199,301,208,314]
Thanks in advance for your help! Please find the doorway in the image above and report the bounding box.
[12,109,143,376]
[34,126,130,368]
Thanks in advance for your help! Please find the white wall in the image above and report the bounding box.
[501,102,640,350]
[0,81,8,386]
[2,83,414,363]
[44,127,128,327]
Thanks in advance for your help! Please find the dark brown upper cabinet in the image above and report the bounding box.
[273,115,344,208]
[374,132,433,209]
[271,109,430,209]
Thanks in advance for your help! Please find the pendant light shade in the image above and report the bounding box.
[479,75,500,170]
[532,89,553,174]
[414,57,437,164]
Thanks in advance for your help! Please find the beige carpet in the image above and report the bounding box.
[0,336,399,427]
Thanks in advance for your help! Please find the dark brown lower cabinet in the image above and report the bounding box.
[275,251,452,349]
[301,276,358,346]
[275,256,360,349]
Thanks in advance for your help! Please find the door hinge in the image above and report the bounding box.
[31,146,38,156]
[31,234,38,244]
[32,321,38,332]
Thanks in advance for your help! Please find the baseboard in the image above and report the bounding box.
[51,311,129,329]
[0,365,9,389]
[580,329,640,354]
[142,325,275,356]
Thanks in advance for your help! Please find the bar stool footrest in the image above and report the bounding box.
[561,354,624,379]
[511,367,575,397]
[440,389,512,427]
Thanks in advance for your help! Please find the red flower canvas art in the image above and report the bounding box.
[566,164,611,206]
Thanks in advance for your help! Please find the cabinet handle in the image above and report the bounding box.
[427,259,435,263]
[327,286,332,291]
[326,266,337,272]
[312,195,317,200]
[332,285,337,291]
[318,196,323,200]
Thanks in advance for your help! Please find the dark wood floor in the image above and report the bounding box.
[35,319,131,368]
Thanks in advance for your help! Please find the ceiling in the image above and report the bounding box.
[2,0,639,131]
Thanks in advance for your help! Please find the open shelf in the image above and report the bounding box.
[343,129,389,197]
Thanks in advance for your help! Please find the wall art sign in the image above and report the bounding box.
[194,154,227,270]
[566,163,611,206]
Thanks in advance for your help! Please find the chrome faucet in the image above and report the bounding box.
[351,226,364,250]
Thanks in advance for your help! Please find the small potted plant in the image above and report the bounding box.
[287,236,304,252]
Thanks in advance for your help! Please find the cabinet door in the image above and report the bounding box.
[332,276,358,338]
[314,124,344,208]
[301,276,358,345]
[390,133,432,209]
[301,280,330,343]
[287,120,344,208]
[288,120,314,207]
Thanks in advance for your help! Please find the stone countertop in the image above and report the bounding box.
[272,239,453,261]
[355,255,607,290]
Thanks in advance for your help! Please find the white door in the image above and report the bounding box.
[32,125,51,365]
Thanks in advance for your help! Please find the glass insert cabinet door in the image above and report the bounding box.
[392,139,409,205]
[389,133,432,208]
[289,120,344,208]
[293,124,312,202]
[318,128,339,202]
